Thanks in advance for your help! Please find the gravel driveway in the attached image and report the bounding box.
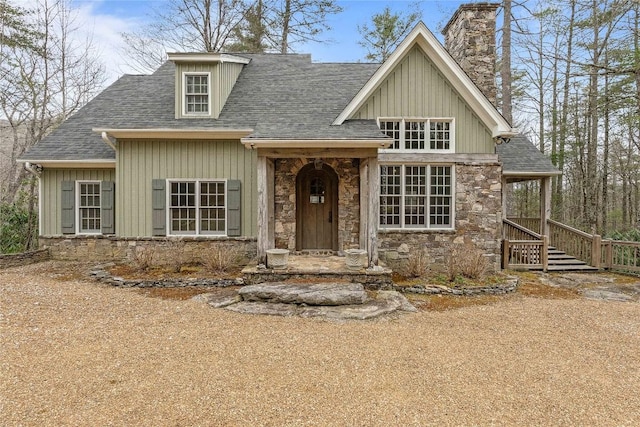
[2,262,640,426]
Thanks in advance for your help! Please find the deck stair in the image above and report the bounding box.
[545,247,599,272]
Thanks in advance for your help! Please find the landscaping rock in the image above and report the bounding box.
[226,302,299,317]
[238,282,368,306]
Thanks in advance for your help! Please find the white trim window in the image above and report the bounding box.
[379,165,454,229]
[379,118,454,152]
[183,72,211,115]
[77,181,101,234]
[168,180,226,235]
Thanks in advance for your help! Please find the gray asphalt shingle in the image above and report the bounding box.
[20,52,558,177]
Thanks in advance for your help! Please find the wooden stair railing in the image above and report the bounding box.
[547,219,601,268]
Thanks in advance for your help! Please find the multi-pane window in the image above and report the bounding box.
[169,180,225,235]
[380,165,453,229]
[78,182,101,233]
[185,74,209,114]
[379,118,453,152]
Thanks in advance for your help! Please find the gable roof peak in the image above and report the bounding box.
[333,20,516,140]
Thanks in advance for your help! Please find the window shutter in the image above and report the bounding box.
[101,181,115,235]
[61,181,75,234]
[227,180,241,237]
[152,179,166,236]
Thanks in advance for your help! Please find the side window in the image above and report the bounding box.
[78,181,101,234]
[62,180,114,235]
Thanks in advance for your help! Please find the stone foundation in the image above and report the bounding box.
[274,158,360,251]
[40,236,257,266]
[378,162,503,273]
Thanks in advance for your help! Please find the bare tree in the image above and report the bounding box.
[0,0,105,205]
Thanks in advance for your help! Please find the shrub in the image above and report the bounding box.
[132,246,155,272]
[165,237,186,272]
[402,248,430,278]
[201,245,241,273]
[446,243,488,282]
[0,199,37,254]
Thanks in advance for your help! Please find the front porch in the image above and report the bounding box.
[254,147,382,267]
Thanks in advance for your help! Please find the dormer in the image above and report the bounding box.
[168,53,250,119]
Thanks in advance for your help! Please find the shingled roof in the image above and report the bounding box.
[497,135,560,178]
[20,52,558,178]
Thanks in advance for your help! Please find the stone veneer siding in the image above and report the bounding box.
[274,158,360,252]
[40,236,257,266]
[443,3,499,106]
[378,162,503,273]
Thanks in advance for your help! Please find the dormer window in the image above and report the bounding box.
[183,72,211,115]
[379,118,454,152]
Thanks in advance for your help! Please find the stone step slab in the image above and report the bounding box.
[238,282,368,306]
[225,290,416,320]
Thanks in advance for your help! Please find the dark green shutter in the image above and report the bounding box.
[101,181,115,235]
[61,181,75,234]
[152,179,167,236]
[227,180,241,236]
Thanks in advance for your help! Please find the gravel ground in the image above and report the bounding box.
[2,262,640,426]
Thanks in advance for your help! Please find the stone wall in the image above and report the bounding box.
[0,249,50,269]
[40,236,257,266]
[442,3,499,106]
[274,158,360,252]
[378,162,503,273]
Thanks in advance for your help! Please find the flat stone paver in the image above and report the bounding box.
[538,272,640,302]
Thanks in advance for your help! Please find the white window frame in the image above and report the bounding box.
[378,117,455,153]
[167,179,227,236]
[76,180,101,235]
[182,72,212,116]
[379,164,455,230]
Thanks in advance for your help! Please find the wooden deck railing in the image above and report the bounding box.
[507,217,541,235]
[503,218,640,274]
[503,219,547,270]
[601,239,640,273]
[548,219,601,268]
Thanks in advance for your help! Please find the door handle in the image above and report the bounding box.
[328,211,332,223]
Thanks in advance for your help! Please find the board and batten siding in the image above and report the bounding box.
[40,168,116,236]
[174,62,245,119]
[353,45,494,154]
[116,139,257,238]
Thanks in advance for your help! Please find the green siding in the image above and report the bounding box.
[175,62,244,119]
[116,139,257,238]
[220,62,244,112]
[40,168,116,235]
[353,45,494,154]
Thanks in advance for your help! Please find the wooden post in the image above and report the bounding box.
[542,235,549,272]
[540,176,551,237]
[256,156,269,264]
[592,234,601,268]
[359,159,369,252]
[367,156,379,266]
[502,239,510,270]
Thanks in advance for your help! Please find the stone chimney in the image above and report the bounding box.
[442,3,499,106]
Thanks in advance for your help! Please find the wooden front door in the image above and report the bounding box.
[296,163,338,251]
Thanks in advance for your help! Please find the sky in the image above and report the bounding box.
[41,0,475,84]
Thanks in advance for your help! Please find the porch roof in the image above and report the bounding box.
[497,135,561,180]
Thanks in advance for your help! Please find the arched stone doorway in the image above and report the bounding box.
[295,162,338,251]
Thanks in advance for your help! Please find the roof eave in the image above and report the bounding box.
[16,159,116,168]
[94,128,254,140]
[241,138,391,149]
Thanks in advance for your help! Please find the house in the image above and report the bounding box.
[18,3,558,272]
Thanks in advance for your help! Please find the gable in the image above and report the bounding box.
[351,45,493,153]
